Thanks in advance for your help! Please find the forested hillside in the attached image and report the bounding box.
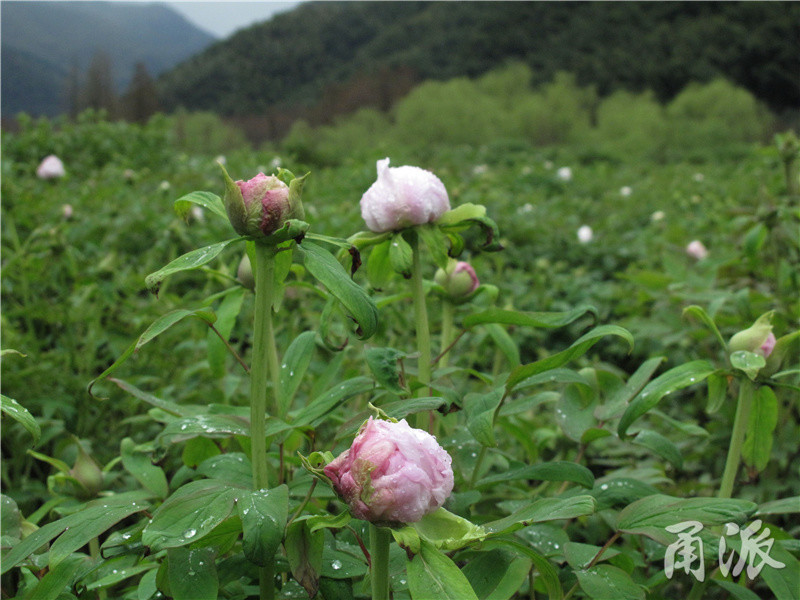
[158,1,799,134]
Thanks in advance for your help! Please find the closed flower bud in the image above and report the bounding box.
[222,165,305,239]
[237,254,254,290]
[729,312,775,357]
[686,240,708,260]
[360,158,450,233]
[36,155,65,179]
[69,443,104,499]
[325,417,453,524]
[435,260,479,300]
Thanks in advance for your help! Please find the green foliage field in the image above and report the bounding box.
[1,68,798,600]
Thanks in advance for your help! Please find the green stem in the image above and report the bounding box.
[718,378,755,499]
[439,301,454,370]
[251,243,279,600]
[89,537,107,600]
[469,446,488,488]
[369,524,391,600]
[410,233,433,430]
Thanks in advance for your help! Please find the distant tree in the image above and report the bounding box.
[123,62,160,123]
[82,51,119,118]
[64,59,82,118]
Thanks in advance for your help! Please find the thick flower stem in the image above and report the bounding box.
[410,234,433,431]
[369,524,392,600]
[251,243,280,600]
[718,378,755,499]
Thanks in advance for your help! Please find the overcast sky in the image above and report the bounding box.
[165,1,302,38]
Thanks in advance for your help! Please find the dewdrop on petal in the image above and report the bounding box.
[360,158,450,233]
[325,417,453,525]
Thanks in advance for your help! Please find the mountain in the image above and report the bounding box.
[1,1,215,117]
[157,1,799,125]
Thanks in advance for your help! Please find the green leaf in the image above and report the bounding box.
[174,191,227,221]
[437,203,487,226]
[142,480,238,551]
[88,308,217,399]
[756,496,800,515]
[742,386,778,472]
[462,548,531,600]
[407,540,480,600]
[279,331,317,417]
[595,356,665,421]
[336,397,446,438]
[507,325,634,392]
[484,324,521,368]
[86,563,158,591]
[292,377,374,428]
[1,394,40,443]
[108,378,204,417]
[158,413,250,445]
[706,372,729,413]
[167,547,218,600]
[464,389,504,447]
[1,494,21,539]
[632,430,683,469]
[0,492,150,572]
[298,240,378,339]
[743,222,768,259]
[366,239,394,289]
[365,347,407,394]
[618,360,715,438]
[574,565,645,600]
[23,554,86,600]
[759,542,800,600]
[476,462,594,490]
[145,238,243,293]
[683,305,727,351]
[730,350,766,380]
[489,539,563,599]
[285,519,324,598]
[206,287,245,378]
[412,508,487,551]
[463,306,597,330]
[483,495,596,535]
[616,495,757,546]
[237,485,288,566]
[389,231,414,277]
[417,223,450,269]
[711,580,762,600]
[563,542,620,569]
[121,438,168,498]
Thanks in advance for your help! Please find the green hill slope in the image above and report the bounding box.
[157,1,799,122]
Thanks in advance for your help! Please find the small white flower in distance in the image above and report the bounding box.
[544,160,554,170]
[472,164,488,175]
[686,240,708,260]
[651,210,665,222]
[693,173,705,182]
[577,225,593,243]
[620,186,632,197]
[36,155,65,179]
[557,166,572,181]
[62,204,73,219]
[214,155,226,166]
[159,181,171,191]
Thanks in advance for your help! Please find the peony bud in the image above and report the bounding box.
[237,254,254,290]
[69,442,104,499]
[222,166,304,239]
[325,417,453,524]
[577,225,593,244]
[729,312,775,357]
[435,260,479,300]
[360,158,450,233]
[36,155,65,179]
[686,240,708,260]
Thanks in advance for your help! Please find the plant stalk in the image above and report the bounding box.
[369,524,392,600]
[410,233,433,430]
[439,300,454,370]
[718,378,755,499]
[251,243,279,600]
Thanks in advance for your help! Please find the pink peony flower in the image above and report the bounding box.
[686,240,708,260]
[36,155,65,179]
[360,158,450,233]
[435,261,479,300]
[236,174,292,235]
[325,417,454,524]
